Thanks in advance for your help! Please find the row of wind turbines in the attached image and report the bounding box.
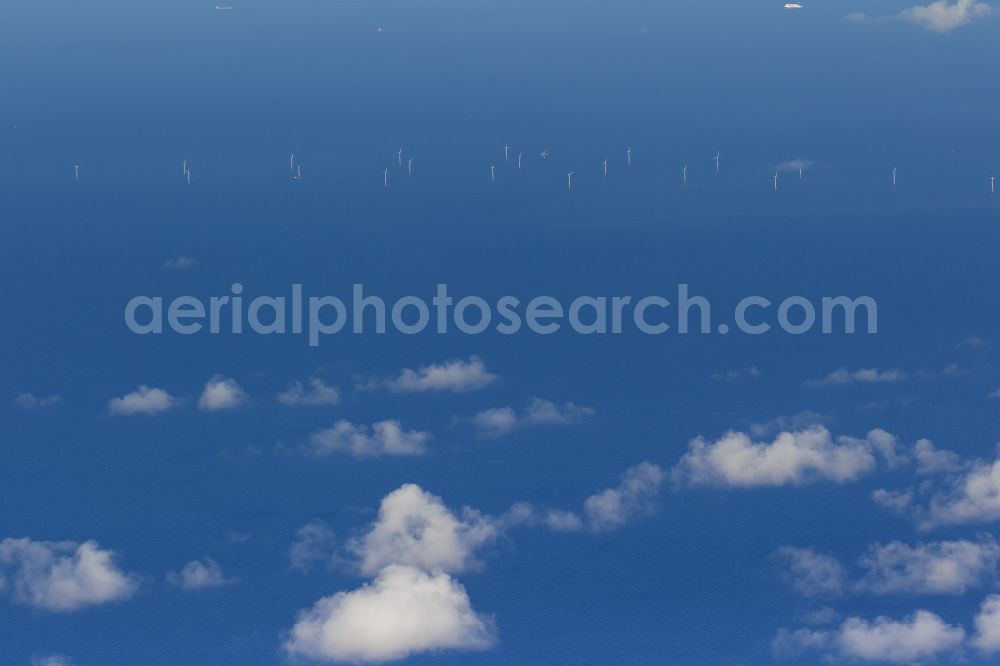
[72,147,999,195]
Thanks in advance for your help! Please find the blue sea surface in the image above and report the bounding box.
[1,1,999,664]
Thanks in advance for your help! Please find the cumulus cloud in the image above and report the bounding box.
[543,510,585,532]
[877,450,1000,528]
[470,398,594,438]
[918,457,1000,528]
[197,376,248,411]
[351,485,497,576]
[776,610,966,663]
[873,488,915,513]
[306,420,431,458]
[277,378,342,407]
[900,0,992,32]
[581,462,666,532]
[107,385,178,416]
[167,558,235,590]
[0,538,138,612]
[672,426,886,488]
[774,547,847,597]
[807,368,907,387]
[973,594,1000,653]
[859,538,1000,595]
[838,611,965,662]
[914,438,963,475]
[285,564,494,663]
[12,393,61,410]
[362,356,499,394]
[778,538,999,598]
[290,521,337,572]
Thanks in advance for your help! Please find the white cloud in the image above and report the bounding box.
[0,538,138,612]
[167,558,235,590]
[973,594,1000,653]
[12,393,61,410]
[774,547,846,597]
[582,462,666,532]
[775,158,815,174]
[351,485,497,576]
[914,438,963,475]
[107,385,177,416]
[290,521,337,572]
[776,611,966,663]
[807,368,907,387]
[920,457,1000,528]
[961,336,989,348]
[471,398,594,438]
[837,611,965,662]
[873,488,915,513]
[859,538,1000,595]
[845,11,876,23]
[285,564,494,663]
[798,606,841,625]
[164,256,196,269]
[31,656,74,666]
[778,538,999,598]
[900,0,992,32]
[364,356,499,394]
[748,411,826,438]
[867,428,909,469]
[277,378,342,407]
[197,376,248,411]
[543,510,585,532]
[847,0,992,32]
[772,627,833,658]
[672,426,883,488]
[306,420,431,459]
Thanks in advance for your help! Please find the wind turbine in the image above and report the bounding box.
[397,149,403,167]
[517,153,523,169]
[186,168,192,186]
[567,171,573,191]
[992,176,997,194]
[289,153,295,173]
[682,165,688,184]
[296,164,302,181]
[491,165,496,183]
[892,167,897,188]
[713,151,720,172]
[384,169,390,189]
[182,159,188,175]
[626,146,632,167]
[74,165,79,183]
[408,158,413,175]
[799,165,803,179]
[773,172,779,192]
[603,158,608,178]
[504,144,510,161]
